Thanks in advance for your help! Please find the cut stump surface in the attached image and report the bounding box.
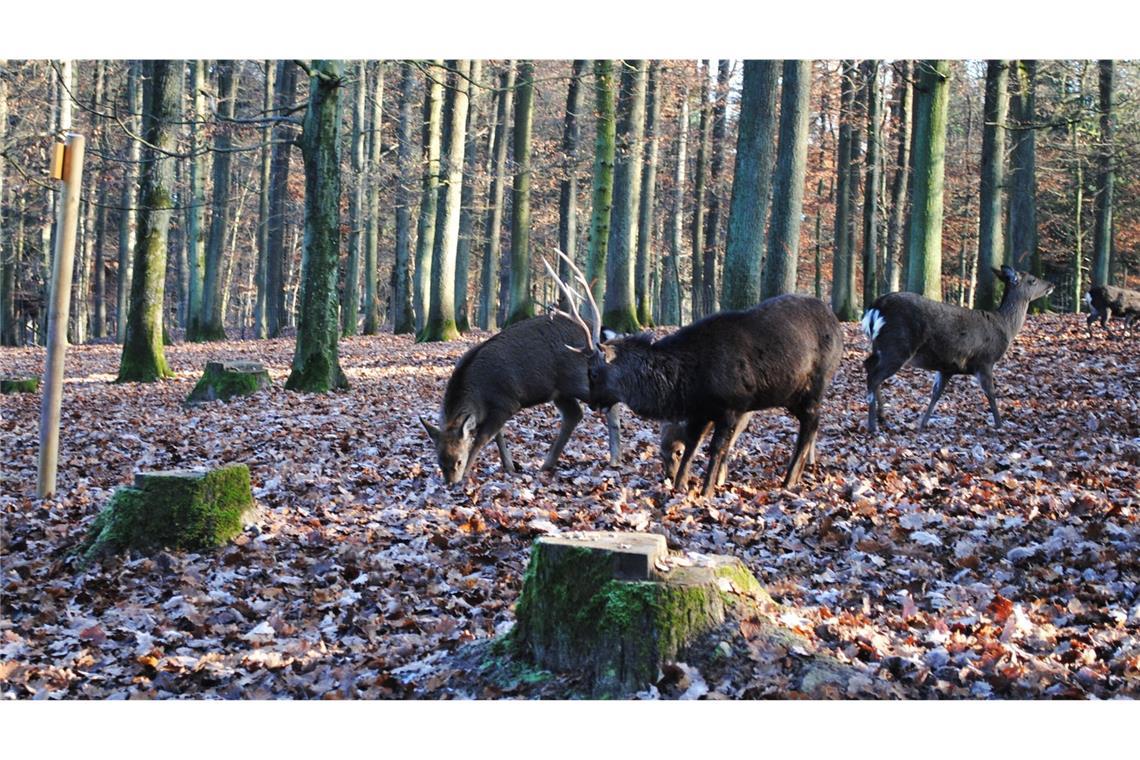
[186,361,271,404]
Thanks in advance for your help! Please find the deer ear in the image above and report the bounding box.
[420,416,441,445]
[1000,265,1019,285]
[462,416,477,440]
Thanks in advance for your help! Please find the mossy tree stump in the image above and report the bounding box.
[80,464,255,561]
[186,360,271,403]
[1,377,40,394]
[511,531,773,696]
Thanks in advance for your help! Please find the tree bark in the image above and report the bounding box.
[413,60,444,332]
[364,61,386,335]
[558,60,587,310]
[1091,59,1114,287]
[764,59,812,299]
[267,61,299,338]
[478,63,515,330]
[602,60,648,333]
[861,60,881,307]
[342,61,367,336]
[974,60,1008,309]
[197,60,239,341]
[723,59,779,310]
[391,62,417,334]
[904,60,951,301]
[1008,60,1038,276]
[454,59,484,333]
[253,60,275,339]
[690,61,711,321]
[286,60,348,392]
[0,58,11,346]
[701,60,730,317]
[421,60,471,342]
[831,60,858,320]
[661,87,688,326]
[635,61,662,325]
[505,60,536,326]
[118,60,178,382]
[586,59,616,314]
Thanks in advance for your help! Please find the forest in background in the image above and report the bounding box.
[1,59,1139,354]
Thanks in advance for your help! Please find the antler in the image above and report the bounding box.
[554,249,602,349]
[543,255,596,352]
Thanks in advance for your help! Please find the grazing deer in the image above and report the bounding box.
[545,253,843,497]
[1085,285,1140,338]
[421,315,621,484]
[861,265,1054,435]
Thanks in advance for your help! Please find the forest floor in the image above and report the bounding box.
[1,313,1138,699]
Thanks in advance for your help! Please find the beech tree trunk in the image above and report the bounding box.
[343,61,367,336]
[975,60,1008,309]
[253,61,275,339]
[118,60,178,382]
[478,63,515,330]
[661,87,688,326]
[831,60,858,320]
[1008,60,1038,276]
[197,60,239,341]
[586,59,616,314]
[0,58,11,346]
[558,60,586,310]
[861,60,881,307]
[602,60,648,333]
[454,59,483,333]
[635,61,662,326]
[505,60,536,326]
[286,60,348,392]
[364,61,386,335]
[764,59,812,299]
[1092,59,1115,287]
[267,61,299,338]
[690,62,711,321]
[413,60,443,332]
[722,60,778,311]
[701,60,730,317]
[905,60,951,301]
[391,62,417,334]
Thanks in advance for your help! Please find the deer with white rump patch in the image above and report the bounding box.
[861,265,1054,435]
[1085,285,1140,338]
[545,252,843,497]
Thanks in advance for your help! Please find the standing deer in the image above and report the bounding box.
[545,254,843,497]
[861,265,1054,434]
[1085,285,1140,338]
[421,315,621,484]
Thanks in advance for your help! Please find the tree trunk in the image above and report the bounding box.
[197,60,239,341]
[70,62,92,345]
[831,61,858,319]
[723,59,779,310]
[286,60,349,392]
[505,60,536,326]
[884,61,912,296]
[413,60,444,332]
[0,58,11,346]
[478,63,515,330]
[1091,59,1114,287]
[661,86,688,326]
[635,61,662,325]
[701,60,730,317]
[421,60,471,342]
[341,61,367,337]
[391,62,417,334]
[364,61,386,335]
[585,59,616,314]
[267,61,299,338]
[454,59,484,333]
[690,62,711,321]
[602,60,648,333]
[253,60,275,339]
[905,60,951,301]
[118,60,178,382]
[974,60,1008,309]
[558,60,586,310]
[762,59,812,299]
[89,61,109,339]
[184,60,209,341]
[861,60,882,308]
[1008,60,1038,276]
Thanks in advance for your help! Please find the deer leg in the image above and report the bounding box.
[672,419,706,492]
[494,433,516,474]
[716,412,751,487]
[466,409,517,478]
[783,410,821,488]
[806,430,818,467]
[542,396,584,471]
[975,369,1003,427]
[917,372,951,431]
[701,415,739,498]
[865,347,907,434]
[605,405,621,467]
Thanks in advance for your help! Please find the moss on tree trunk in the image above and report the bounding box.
[79,465,254,562]
[1,377,40,393]
[187,361,271,403]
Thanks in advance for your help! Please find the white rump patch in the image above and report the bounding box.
[860,309,885,341]
[600,327,619,343]
[1083,292,1092,306]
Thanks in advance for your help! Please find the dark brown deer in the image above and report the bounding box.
[862,265,1054,434]
[1085,285,1140,338]
[421,315,621,484]
[545,254,843,497]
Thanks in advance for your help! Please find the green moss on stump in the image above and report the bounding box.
[510,532,772,696]
[187,361,271,404]
[1,377,40,394]
[79,464,255,561]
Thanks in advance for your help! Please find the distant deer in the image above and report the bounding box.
[545,253,843,497]
[861,265,1054,434]
[421,315,621,484]
[1085,285,1140,338]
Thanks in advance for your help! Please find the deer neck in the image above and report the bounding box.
[612,343,684,420]
[995,289,1033,339]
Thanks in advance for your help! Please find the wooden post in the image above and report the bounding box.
[37,133,85,498]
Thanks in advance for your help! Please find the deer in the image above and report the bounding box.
[1085,284,1140,338]
[421,314,621,484]
[861,265,1054,435]
[544,253,844,497]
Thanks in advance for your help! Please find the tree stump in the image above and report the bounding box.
[79,464,256,561]
[1,377,40,394]
[186,360,271,403]
[510,531,774,695]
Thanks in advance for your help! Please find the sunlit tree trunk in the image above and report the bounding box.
[701,60,730,316]
[602,59,647,332]
[690,61,710,321]
[118,60,178,382]
[454,59,483,333]
[253,60,275,339]
[1091,59,1115,287]
[586,59,616,312]
[342,60,367,336]
[974,60,1008,309]
[905,60,951,301]
[197,60,239,340]
[505,60,535,326]
[267,61,299,338]
[413,60,443,332]
[764,59,812,298]
[0,58,11,346]
[364,61,386,335]
[831,60,858,319]
[723,59,778,310]
[558,60,586,310]
[661,87,688,326]
[635,60,662,325]
[478,63,515,330]
[390,62,417,334]
[287,60,348,392]
[90,61,109,339]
